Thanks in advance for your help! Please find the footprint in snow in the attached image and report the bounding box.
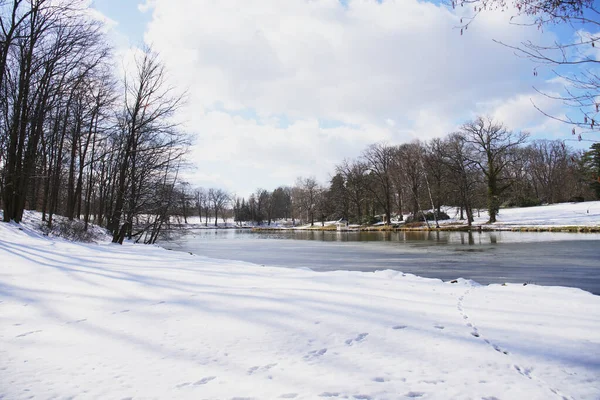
[405,392,425,398]
[514,365,533,379]
[420,379,445,385]
[353,395,372,400]
[16,330,42,338]
[304,348,327,360]
[66,319,87,324]
[248,363,277,375]
[372,377,388,383]
[194,376,216,385]
[434,325,445,330]
[392,325,407,330]
[319,392,340,397]
[346,333,369,345]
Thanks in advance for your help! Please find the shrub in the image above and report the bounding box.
[39,219,104,243]
[406,211,450,223]
[504,197,542,208]
[363,215,382,225]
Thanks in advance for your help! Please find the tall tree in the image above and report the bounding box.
[527,140,578,203]
[1,0,106,222]
[440,133,481,226]
[208,188,228,226]
[583,143,600,198]
[396,142,425,218]
[336,159,368,224]
[327,173,349,221]
[362,143,395,225]
[108,48,186,243]
[461,116,529,223]
[294,177,319,226]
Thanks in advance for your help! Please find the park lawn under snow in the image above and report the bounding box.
[290,201,600,229]
[1,210,600,399]
[444,201,600,228]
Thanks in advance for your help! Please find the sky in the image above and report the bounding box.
[89,0,593,197]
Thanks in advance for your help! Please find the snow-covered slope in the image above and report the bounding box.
[1,219,599,399]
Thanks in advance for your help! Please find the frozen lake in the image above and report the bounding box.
[164,229,600,295]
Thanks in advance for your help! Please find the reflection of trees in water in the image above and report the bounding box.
[490,233,498,245]
[172,229,598,247]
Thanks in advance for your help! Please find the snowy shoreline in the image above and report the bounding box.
[1,210,600,399]
[174,201,600,233]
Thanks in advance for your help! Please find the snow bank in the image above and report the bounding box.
[1,219,599,399]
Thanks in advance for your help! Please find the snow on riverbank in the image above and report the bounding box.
[278,201,600,230]
[1,217,599,399]
[444,201,600,228]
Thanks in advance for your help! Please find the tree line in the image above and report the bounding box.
[0,0,188,243]
[211,117,599,227]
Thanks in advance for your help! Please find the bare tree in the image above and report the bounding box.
[1,0,107,222]
[194,187,207,224]
[294,177,319,226]
[177,182,191,223]
[460,116,529,223]
[452,0,599,140]
[527,139,579,203]
[424,138,450,216]
[336,159,369,224]
[108,48,186,243]
[208,188,228,227]
[395,142,425,219]
[440,133,482,226]
[362,143,395,225]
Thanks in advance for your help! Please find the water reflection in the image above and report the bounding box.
[164,228,600,295]
[219,229,597,245]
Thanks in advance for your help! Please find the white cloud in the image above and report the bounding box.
[133,0,567,194]
[180,110,392,195]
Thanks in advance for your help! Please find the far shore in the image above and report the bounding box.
[166,202,600,234]
[250,224,600,233]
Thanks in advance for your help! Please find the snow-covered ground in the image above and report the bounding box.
[1,212,599,399]
[443,201,600,228]
[280,201,600,229]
